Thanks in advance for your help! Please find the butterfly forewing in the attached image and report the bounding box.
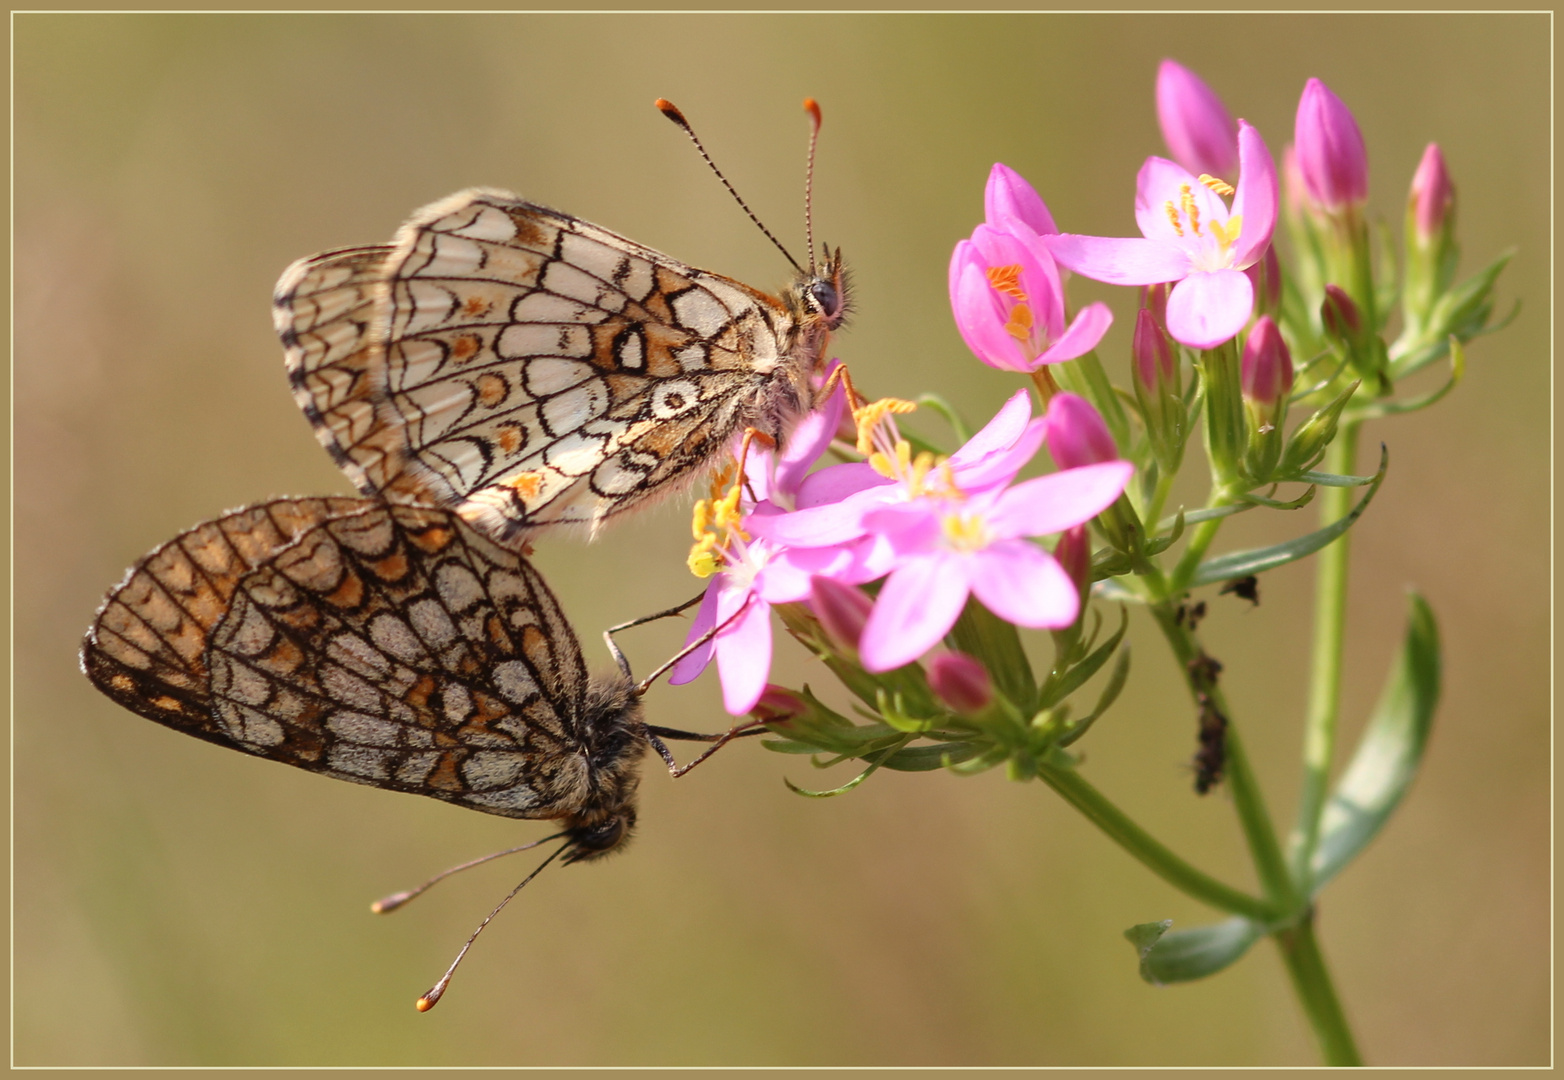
[83,497,632,820]
[276,188,835,544]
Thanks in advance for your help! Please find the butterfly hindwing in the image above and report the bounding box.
[82,497,625,821]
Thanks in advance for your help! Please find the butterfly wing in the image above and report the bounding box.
[83,498,604,820]
[276,189,806,542]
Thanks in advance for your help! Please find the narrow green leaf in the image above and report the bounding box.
[1237,486,1316,511]
[946,597,1036,711]
[1311,592,1441,890]
[1295,470,1378,487]
[878,741,985,772]
[1154,501,1255,535]
[1039,607,1128,708]
[1128,918,1265,985]
[1190,445,1388,586]
[1057,645,1131,748]
[1355,335,1465,420]
[914,392,971,444]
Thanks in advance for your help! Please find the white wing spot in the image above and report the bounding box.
[541,378,609,437]
[650,379,701,420]
[461,750,525,790]
[670,290,728,336]
[492,660,540,705]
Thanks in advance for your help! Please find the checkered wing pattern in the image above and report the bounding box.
[82,497,604,819]
[275,189,818,544]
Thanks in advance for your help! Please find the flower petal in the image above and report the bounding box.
[795,461,892,510]
[1036,301,1114,364]
[985,162,1058,236]
[1134,156,1204,242]
[1230,120,1279,269]
[968,541,1080,629]
[1156,60,1239,180]
[947,389,1031,469]
[746,481,895,546]
[1044,234,1191,287]
[987,461,1135,538]
[715,595,773,715]
[668,581,722,685]
[859,555,973,673]
[772,379,846,499]
[1165,269,1254,349]
[954,259,1031,371]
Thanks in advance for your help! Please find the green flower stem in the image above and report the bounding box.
[1289,420,1361,890]
[1275,914,1363,1066]
[1036,763,1276,922]
[1150,603,1299,911]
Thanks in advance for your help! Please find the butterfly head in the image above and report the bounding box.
[560,673,648,864]
[796,247,851,332]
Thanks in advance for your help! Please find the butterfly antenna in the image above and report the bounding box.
[370,832,569,914]
[633,593,755,697]
[415,840,570,1012]
[803,98,822,274]
[655,98,805,275]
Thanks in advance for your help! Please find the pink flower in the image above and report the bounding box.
[1294,78,1367,211]
[1156,59,1238,180]
[1045,121,1278,350]
[855,461,1133,672]
[928,651,994,714]
[950,224,1113,373]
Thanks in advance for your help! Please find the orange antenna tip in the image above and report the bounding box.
[803,98,822,124]
[415,996,436,1012]
[655,99,688,126]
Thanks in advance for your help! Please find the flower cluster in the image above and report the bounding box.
[663,59,1507,791]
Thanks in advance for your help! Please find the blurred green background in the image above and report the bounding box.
[14,12,1548,1067]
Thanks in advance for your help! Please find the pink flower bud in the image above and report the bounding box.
[985,163,1057,236]
[1045,393,1119,469]
[809,575,874,654]
[1320,284,1362,341]
[1294,78,1368,210]
[1240,316,1294,408]
[1155,59,1239,180]
[1140,280,1170,330]
[751,686,808,724]
[1409,142,1454,244]
[1243,243,1282,316]
[1053,525,1092,600]
[928,651,993,715]
[1132,308,1177,394]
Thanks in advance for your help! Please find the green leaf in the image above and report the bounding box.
[1311,591,1441,890]
[1354,334,1465,420]
[1295,469,1378,487]
[878,741,985,772]
[1190,445,1388,587]
[1057,644,1131,748]
[946,597,1036,712]
[1236,486,1316,511]
[1154,500,1255,535]
[1126,918,1264,985]
[1039,607,1128,708]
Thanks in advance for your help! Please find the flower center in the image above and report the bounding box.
[1164,179,1244,272]
[941,511,992,553]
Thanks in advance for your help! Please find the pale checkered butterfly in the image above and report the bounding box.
[274,100,849,546]
[81,495,754,1009]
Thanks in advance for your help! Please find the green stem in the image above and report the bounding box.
[1275,914,1363,1065]
[1290,421,1361,889]
[1150,603,1298,909]
[1037,763,1276,922]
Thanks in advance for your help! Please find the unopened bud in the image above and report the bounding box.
[928,651,994,715]
[1131,309,1186,474]
[1132,308,1177,392]
[1409,142,1454,245]
[1045,392,1119,469]
[1320,284,1363,342]
[1141,281,1170,330]
[1156,59,1239,180]
[1240,317,1294,409]
[809,576,874,654]
[751,686,808,724]
[1055,525,1092,600]
[1294,77,1368,212]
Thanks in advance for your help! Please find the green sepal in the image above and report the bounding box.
[1125,917,1265,986]
[1236,485,1316,511]
[1311,591,1441,891]
[946,597,1036,712]
[878,741,985,772]
[1355,335,1465,421]
[1039,606,1129,708]
[783,752,893,798]
[1279,379,1361,477]
[1190,445,1387,587]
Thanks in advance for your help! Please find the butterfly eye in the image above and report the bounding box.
[810,280,841,319]
[564,814,631,862]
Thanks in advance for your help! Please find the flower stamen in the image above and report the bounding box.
[1199,173,1236,197]
[984,264,1028,300]
[1163,201,1185,237]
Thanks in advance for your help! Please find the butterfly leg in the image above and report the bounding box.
[602,592,706,679]
[644,719,769,778]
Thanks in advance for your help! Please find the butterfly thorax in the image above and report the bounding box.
[753,249,852,443]
[560,672,648,863]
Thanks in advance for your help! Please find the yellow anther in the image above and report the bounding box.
[1209,214,1243,252]
[869,451,895,478]
[1163,200,1184,237]
[1180,184,1202,236]
[937,459,963,499]
[691,499,711,540]
[1198,173,1236,197]
[984,264,1028,301]
[852,397,918,456]
[713,485,745,530]
[687,534,722,578]
[1003,302,1035,345]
